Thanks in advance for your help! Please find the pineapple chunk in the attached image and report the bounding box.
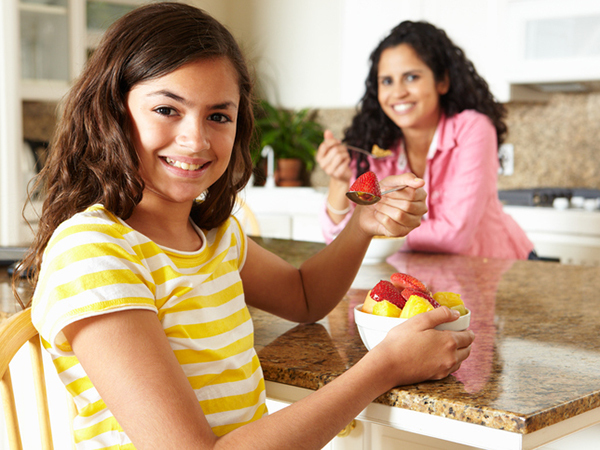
[400,295,434,318]
[372,300,402,318]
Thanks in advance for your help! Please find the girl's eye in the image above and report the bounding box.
[405,74,419,82]
[154,106,177,116]
[209,112,232,123]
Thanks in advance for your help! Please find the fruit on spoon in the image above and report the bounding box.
[346,171,382,205]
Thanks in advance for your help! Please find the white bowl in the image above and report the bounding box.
[363,236,406,264]
[354,304,471,350]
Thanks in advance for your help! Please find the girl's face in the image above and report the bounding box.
[377,43,449,133]
[126,57,239,208]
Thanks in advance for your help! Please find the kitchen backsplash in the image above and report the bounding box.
[23,93,600,191]
[313,92,600,190]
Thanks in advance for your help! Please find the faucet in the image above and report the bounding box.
[261,145,276,188]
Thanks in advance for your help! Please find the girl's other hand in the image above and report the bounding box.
[316,130,352,183]
[371,307,475,388]
[354,173,427,238]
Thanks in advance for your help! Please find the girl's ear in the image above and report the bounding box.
[437,72,450,95]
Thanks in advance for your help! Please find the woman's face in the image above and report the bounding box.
[126,57,239,208]
[377,43,449,133]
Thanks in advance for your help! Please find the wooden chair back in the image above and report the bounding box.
[0,308,76,450]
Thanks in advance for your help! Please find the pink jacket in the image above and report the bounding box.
[320,110,533,260]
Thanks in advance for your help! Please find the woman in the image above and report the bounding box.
[317,20,533,260]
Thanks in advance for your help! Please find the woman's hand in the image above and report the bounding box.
[369,307,475,389]
[352,173,427,238]
[316,130,352,184]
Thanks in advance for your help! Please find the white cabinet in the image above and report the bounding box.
[235,187,327,243]
[503,206,600,265]
[503,0,600,87]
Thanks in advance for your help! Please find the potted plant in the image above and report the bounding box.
[251,99,324,186]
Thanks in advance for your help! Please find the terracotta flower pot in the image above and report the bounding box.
[275,158,304,186]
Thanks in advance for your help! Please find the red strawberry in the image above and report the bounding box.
[370,280,406,309]
[401,288,441,309]
[348,172,382,198]
[391,272,430,294]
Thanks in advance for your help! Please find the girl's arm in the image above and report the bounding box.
[64,304,474,450]
[242,172,426,323]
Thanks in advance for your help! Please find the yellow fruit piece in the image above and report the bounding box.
[372,300,402,318]
[433,291,464,308]
[451,305,468,316]
[400,295,434,319]
[362,290,377,314]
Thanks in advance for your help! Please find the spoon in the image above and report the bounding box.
[336,143,393,159]
[346,185,407,206]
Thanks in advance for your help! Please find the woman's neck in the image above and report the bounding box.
[403,126,437,179]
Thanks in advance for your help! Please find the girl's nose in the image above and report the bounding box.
[177,118,209,151]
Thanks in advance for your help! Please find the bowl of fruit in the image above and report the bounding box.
[364,236,406,264]
[354,273,471,350]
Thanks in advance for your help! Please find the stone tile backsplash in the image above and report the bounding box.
[313,92,600,190]
[24,93,600,191]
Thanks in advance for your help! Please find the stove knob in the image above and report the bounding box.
[553,197,569,210]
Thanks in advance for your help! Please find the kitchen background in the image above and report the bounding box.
[4,0,600,264]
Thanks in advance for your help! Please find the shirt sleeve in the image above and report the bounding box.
[406,112,500,254]
[32,221,157,355]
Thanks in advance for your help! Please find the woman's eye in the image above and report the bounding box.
[209,113,232,123]
[154,106,176,116]
[405,74,419,82]
[380,77,392,86]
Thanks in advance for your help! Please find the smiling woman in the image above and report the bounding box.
[317,20,534,262]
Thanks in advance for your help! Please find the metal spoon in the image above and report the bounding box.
[336,143,393,159]
[346,185,407,206]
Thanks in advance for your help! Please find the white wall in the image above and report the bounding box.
[194,0,501,109]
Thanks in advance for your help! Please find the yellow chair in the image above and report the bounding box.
[0,308,76,450]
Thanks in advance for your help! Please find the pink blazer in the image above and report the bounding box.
[320,110,533,260]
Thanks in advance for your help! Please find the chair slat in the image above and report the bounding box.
[29,336,54,450]
[1,368,23,450]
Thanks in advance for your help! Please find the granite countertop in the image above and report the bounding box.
[249,237,600,436]
[2,237,600,436]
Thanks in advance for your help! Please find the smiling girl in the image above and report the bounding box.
[14,4,473,449]
[317,21,534,260]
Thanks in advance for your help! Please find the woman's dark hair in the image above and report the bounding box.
[14,2,254,306]
[345,20,507,175]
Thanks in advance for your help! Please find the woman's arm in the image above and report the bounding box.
[242,172,426,323]
[64,305,473,450]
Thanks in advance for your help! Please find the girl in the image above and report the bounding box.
[14,4,474,449]
[317,21,534,260]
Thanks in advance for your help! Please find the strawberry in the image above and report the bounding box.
[348,172,381,198]
[391,272,430,294]
[370,280,406,309]
[401,288,440,309]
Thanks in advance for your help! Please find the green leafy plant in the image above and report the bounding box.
[252,100,324,173]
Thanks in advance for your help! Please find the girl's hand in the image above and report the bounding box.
[370,307,475,388]
[316,130,352,183]
[353,173,427,238]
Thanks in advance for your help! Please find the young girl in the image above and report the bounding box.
[14,4,474,449]
[317,21,534,260]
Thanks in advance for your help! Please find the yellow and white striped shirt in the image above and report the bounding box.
[32,204,266,449]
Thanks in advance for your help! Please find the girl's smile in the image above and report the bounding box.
[126,57,240,207]
[377,43,448,133]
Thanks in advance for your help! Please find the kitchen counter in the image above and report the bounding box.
[2,238,600,449]
[249,237,600,449]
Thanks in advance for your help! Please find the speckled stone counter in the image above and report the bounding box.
[249,237,600,437]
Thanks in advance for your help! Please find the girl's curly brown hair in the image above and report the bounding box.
[345,20,507,176]
[14,2,254,307]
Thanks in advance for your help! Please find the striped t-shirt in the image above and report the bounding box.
[31,204,267,449]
